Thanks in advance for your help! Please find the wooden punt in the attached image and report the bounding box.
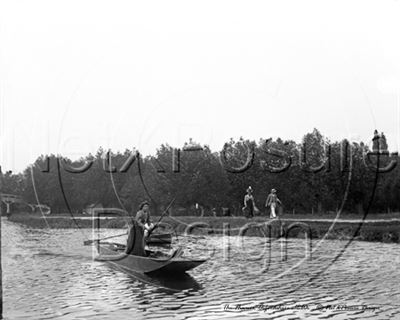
[95,242,206,274]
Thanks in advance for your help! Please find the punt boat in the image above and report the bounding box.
[95,242,206,274]
[94,221,206,274]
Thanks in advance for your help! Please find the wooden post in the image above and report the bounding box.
[0,200,2,319]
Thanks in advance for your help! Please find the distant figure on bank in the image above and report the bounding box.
[372,130,388,153]
[242,186,258,218]
[222,207,231,216]
[380,132,388,153]
[135,201,154,240]
[265,189,282,219]
[372,130,380,152]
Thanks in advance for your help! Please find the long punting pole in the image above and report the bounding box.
[0,170,3,319]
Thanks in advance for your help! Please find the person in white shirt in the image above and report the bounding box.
[135,201,155,239]
[265,189,281,219]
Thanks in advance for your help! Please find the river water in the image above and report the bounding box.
[2,218,400,319]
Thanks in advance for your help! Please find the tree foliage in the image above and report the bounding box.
[2,129,399,215]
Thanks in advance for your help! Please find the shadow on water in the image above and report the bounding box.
[146,272,203,292]
[106,262,203,293]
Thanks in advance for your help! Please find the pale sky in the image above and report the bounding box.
[1,0,400,173]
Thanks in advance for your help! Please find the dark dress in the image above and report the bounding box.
[245,195,254,218]
[372,131,380,152]
[125,219,146,256]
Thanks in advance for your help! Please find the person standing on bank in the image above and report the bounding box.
[135,201,154,240]
[242,186,258,218]
[380,132,388,153]
[265,189,281,219]
[372,129,380,152]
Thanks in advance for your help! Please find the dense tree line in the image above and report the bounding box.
[2,129,399,215]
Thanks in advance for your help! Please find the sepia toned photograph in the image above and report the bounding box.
[1,1,400,319]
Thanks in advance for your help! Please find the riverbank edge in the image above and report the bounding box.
[7,213,400,243]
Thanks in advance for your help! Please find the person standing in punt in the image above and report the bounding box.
[125,201,155,256]
[265,189,281,219]
[135,200,154,240]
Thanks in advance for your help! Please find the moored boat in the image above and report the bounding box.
[146,232,173,246]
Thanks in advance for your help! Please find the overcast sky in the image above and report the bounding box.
[1,0,400,173]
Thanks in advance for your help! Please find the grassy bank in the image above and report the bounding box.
[7,212,400,243]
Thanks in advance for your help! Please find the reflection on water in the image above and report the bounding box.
[2,218,400,319]
[106,263,203,292]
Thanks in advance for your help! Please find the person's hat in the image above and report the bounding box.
[138,200,150,210]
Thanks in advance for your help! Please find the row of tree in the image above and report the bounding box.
[1,129,399,215]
